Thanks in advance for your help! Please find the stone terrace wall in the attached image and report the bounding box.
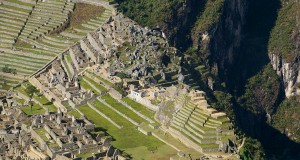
[127,94,159,111]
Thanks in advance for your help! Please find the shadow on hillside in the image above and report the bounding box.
[226,0,281,95]
[236,105,300,159]
[220,0,300,157]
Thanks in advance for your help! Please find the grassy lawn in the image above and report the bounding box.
[82,76,107,92]
[33,95,56,112]
[68,109,82,118]
[92,99,129,127]
[34,128,48,141]
[101,94,146,124]
[77,104,176,159]
[87,70,114,86]
[79,77,99,94]
[21,103,45,115]
[122,97,156,120]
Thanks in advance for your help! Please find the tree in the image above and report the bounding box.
[25,84,38,111]
[239,137,266,160]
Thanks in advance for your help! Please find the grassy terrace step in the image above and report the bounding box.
[0,30,19,37]
[193,109,209,118]
[184,124,206,140]
[68,109,82,118]
[16,47,58,57]
[177,109,190,118]
[34,128,48,141]
[79,77,99,94]
[122,97,155,120]
[174,113,187,124]
[0,59,41,70]
[173,125,218,149]
[77,104,172,159]
[187,120,216,135]
[86,71,114,86]
[0,8,29,18]
[44,34,77,43]
[0,25,21,33]
[81,76,107,92]
[0,13,28,21]
[0,53,49,64]
[172,117,185,127]
[0,64,35,75]
[0,4,32,13]
[91,100,126,127]
[41,38,73,47]
[33,95,57,112]
[208,117,230,124]
[21,102,45,115]
[181,106,194,115]
[0,57,45,67]
[83,76,106,91]
[0,78,19,84]
[189,114,206,124]
[0,5,30,14]
[101,94,146,124]
[5,0,35,7]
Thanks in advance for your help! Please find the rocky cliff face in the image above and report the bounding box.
[208,0,247,74]
[269,54,300,98]
[268,1,300,98]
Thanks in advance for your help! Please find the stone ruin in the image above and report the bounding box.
[0,103,124,160]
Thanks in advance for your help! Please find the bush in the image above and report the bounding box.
[272,96,300,143]
[238,64,280,115]
[239,137,266,160]
[2,65,16,74]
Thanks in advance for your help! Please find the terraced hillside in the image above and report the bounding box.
[169,94,235,152]
[0,0,34,48]
[0,0,113,95]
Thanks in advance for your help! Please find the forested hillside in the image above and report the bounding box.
[114,0,300,159]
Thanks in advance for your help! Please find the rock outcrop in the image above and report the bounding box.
[269,54,300,98]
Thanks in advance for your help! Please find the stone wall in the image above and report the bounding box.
[31,129,47,151]
[128,93,159,111]
[108,88,122,100]
[118,98,154,124]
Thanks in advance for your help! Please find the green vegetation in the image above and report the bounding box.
[79,76,107,94]
[2,65,16,74]
[87,71,114,86]
[122,97,155,120]
[268,2,300,61]
[192,0,224,41]
[272,97,300,143]
[25,83,38,111]
[77,104,176,159]
[101,94,146,124]
[34,128,48,141]
[33,94,56,112]
[238,65,280,115]
[211,91,236,123]
[239,138,266,160]
[21,103,45,115]
[116,0,185,27]
[68,109,82,118]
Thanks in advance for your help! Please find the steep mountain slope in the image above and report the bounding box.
[115,0,300,159]
[269,0,300,98]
